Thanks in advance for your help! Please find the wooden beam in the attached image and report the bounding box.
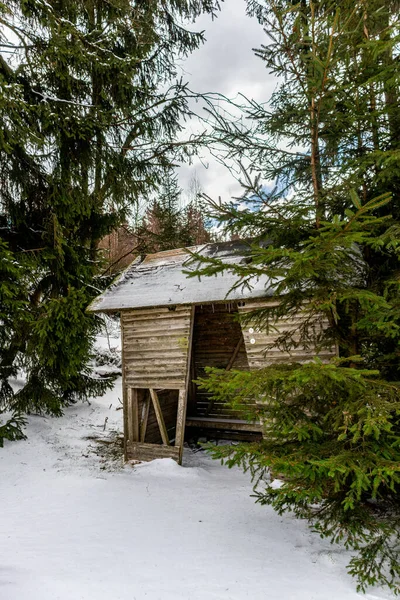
[225,337,243,371]
[125,377,186,389]
[149,388,170,446]
[204,337,244,418]
[186,417,262,432]
[175,389,186,461]
[121,315,128,460]
[175,305,195,464]
[140,393,150,442]
[127,442,180,462]
[126,388,140,443]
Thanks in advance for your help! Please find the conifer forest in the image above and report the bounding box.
[1,1,400,597]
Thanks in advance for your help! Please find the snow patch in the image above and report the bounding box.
[0,377,394,600]
[132,457,205,479]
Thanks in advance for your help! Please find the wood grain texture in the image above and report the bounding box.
[175,389,187,464]
[186,417,262,432]
[175,306,194,464]
[139,396,150,442]
[189,304,249,420]
[238,300,337,370]
[149,389,170,446]
[126,442,180,462]
[121,316,128,460]
[136,389,178,445]
[122,306,192,390]
[126,388,139,443]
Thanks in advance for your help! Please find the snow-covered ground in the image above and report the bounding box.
[0,376,394,600]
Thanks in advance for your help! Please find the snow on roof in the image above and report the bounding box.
[88,239,275,312]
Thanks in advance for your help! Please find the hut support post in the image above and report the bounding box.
[175,305,195,464]
[126,388,140,443]
[175,389,188,464]
[140,394,150,442]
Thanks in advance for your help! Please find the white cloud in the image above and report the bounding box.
[177,0,278,202]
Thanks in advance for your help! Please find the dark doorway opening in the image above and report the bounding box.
[186,303,262,441]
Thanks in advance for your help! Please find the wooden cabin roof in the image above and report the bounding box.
[88,239,274,313]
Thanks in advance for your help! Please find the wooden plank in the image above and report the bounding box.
[122,313,191,325]
[186,417,262,432]
[126,326,193,338]
[186,429,263,442]
[127,383,186,392]
[149,388,170,446]
[124,347,188,357]
[225,337,243,371]
[124,352,188,362]
[239,299,280,309]
[124,328,191,339]
[126,370,187,378]
[125,368,187,379]
[124,359,187,369]
[126,388,140,443]
[175,305,195,464]
[140,394,150,442]
[238,300,337,370]
[127,442,180,462]
[122,306,193,390]
[126,387,134,443]
[175,389,187,462]
[126,374,186,383]
[126,378,186,389]
[121,316,128,461]
[126,326,188,336]
[123,306,191,318]
[127,362,187,372]
[124,338,190,351]
[124,331,191,341]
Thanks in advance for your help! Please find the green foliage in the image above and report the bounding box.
[194,0,400,593]
[0,240,28,382]
[0,0,220,417]
[0,413,27,448]
[138,169,210,252]
[199,359,400,593]
[12,288,112,415]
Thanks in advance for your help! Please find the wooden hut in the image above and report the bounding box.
[88,240,336,464]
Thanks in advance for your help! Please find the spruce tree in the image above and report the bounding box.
[139,170,184,252]
[0,240,27,443]
[192,0,400,592]
[137,168,210,252]
[0,0,221,420]
[181,173,211,246]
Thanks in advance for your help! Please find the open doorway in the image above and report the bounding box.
[185,303,262,441]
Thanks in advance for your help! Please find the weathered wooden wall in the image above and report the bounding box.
[188,304,249,420]
[121,305,192,389]
[122,305,193,463]
[121,299,337,460]
[238,300,337,369]
[135,389,179,444]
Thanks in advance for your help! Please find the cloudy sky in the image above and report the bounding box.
[177,0,278,203]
